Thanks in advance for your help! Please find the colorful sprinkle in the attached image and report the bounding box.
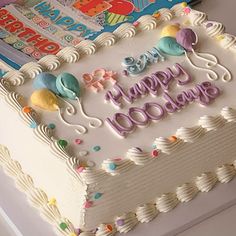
[152,144,157,149]
[116,219,125,226]
[184,7,191,14]
[75,228,81,235]
[58,139,68,148]
[153,12,161,19]
[22,106,32,113]
[48,123,56,129]
[75,138,83,144]
[30,121,37,129]
[59,222,68,231]
[133,21,140,27]
[106,224,113,232]
[94,192,103,200]
[93,145,101,152]
[48,198,57,206]
[76,166,85,173]
[152,149,159,158]
[206,22,213,28]
[70,233,77,236]
[169,135,177,142]
[181,2,188,7]
[216,35,225,41]
[84,201,93,209]
[109,163,117,170]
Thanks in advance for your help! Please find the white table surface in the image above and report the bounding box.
[1,0,236,235]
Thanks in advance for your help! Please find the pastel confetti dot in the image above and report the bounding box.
[84,201,93,209]
[114,158,122,161]
[70,233,77,236]
[133,21,140,27]
[75,228,81,235]
[76,166,85,173]
[106,224,113,232]
[93,145,101,152]
[152,149,159,158]
[184,7,191,14]
[75,138,82,144]
[59,222,68,231]
[152,144,157,149]
[94,192,102,200]
[30,121,37,129]
[48,198,57,206]
[58,139,68,148]
[206,22,213,28]
[48,123,56,129]
[116,219,125,226]
[153,12,161,19]
[169,135,177,142]
[22,106,32,113]
[181,2,188,7]
[109,163,117,171]
[79,150,88,157]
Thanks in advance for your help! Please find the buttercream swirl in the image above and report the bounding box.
[50,140,71,160]
[4,159,22,177]
[221,107,236,122]
[15,173,34,192]
[19,108,39,126]
[171,3,186,17]
[96,224,116,236]
[0,78,11,96]
[28,188,48,207]
[188,9,207,26]
[38,55,61,71]
[56,46,80,63]
[66,157,81,181]
[158,8,173,21]
[198,115,225,131]
[76,40,97,55]
[176,183,198,202]
[115,212,138,233]
[41,204,61,223]
[136,203,158,223]
[94,32,116,47]
[195,172,217,192]
[33,124,53,145]
[218,33,236,49]
[216,164,236,183]
[203,21,225,38]
[3,70,25,86]
[126,147,151,165]
[0,145,10,166]
[113,23,136,38]
[153,137,184,154]
[19,62,42,79]
[80,168,108,184]
[102,158,133,175]
[5,92,24,111]
[176,126,206,143]
[137,15,157,31]
[156,193,179,212]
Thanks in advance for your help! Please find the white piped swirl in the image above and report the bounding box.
[176,183,198,202]
[136,203,158,223]
[115,212,138,233]
[195,172,218,192]
[158,8,173,21]
[203,21,225,38]
[50,140,71,160]
[171,3,186,17]
[188,9,207,26]
[221,107,236,122]
[218,33,236,49]
[198,115,225,131]
[138,15,157,31]
[38,55,60,71]
[56,46,80,63]
[3,70,25,86]
[19,108,39,126]
[216,164,236,183]
[156,193,179,212]
[126,148,150,165]
[19,62,42,79]
[96,224,116,236]
[176,126,206,142]
[34,124,53,145]
[5,92,24,111]
[0,79,11,96]
[76,40,97,55]
[113,23,136,38]
[94,32,116,47]
[80,168,107,184]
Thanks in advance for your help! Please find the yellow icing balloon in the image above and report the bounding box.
[161,24,181,38]
[31,88,59,111]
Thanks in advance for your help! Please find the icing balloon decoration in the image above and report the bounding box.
[157,24,232,82]
[122,47,165,76]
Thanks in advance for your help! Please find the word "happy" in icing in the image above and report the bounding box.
[106,81,220,137]
[105,63,191,108]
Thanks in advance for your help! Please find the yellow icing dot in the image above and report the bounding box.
[70,233,77,236]
[48,198,57,206]
[216,35,225,41]
[181,2,188,7]
[30,89,59,112]
[161,24,181,38]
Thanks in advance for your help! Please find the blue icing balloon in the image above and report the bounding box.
[157,37,185,56]
[33,72,59,95]
[56,72,80,100]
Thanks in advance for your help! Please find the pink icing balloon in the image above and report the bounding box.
[176,28,197,51]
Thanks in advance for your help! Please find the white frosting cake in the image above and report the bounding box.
[1,2,236,236]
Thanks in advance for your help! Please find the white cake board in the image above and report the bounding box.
[1,0,236,235]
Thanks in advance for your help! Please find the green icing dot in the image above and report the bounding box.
[109,163,117,171]
[94,192,102,200]
[59,222,68,231]
[48,123,56,129]
[58,140,68,148]
[93,145,101,152]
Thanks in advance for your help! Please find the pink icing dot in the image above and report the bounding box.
[114,158,122,161]
[184,7,191,14]
[75,139,83,145]
[76,166,85,173]
[84,201,93,209]
[133,21,140,27]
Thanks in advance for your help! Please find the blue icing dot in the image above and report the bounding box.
[109,163,117,171]
[93,146,101,152]
[157,37,185,56]
[56,72,80,100]
[33,72,59,95]
[94,192,102,200]
[30,121,37,129]
[48,123,56,129]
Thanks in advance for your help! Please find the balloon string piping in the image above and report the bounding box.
[76,97,103,128]
[57,96,76,116]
